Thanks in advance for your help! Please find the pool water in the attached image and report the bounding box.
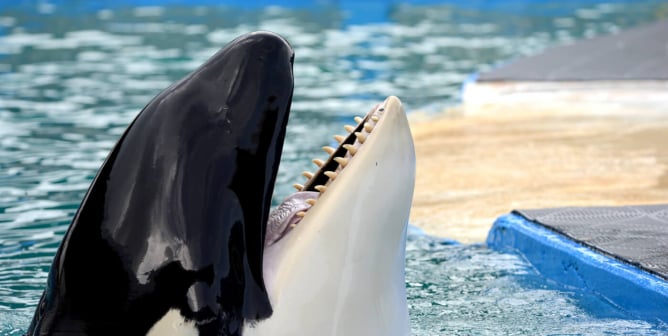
[1,1,668,334]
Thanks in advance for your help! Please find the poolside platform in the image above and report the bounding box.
[487,205,668,324]
[462,18,668,106]
[409,18,668,242]
[409,17,668,323]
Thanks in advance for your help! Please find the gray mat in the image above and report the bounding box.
[514,204,668,280]
[479,19,668,82]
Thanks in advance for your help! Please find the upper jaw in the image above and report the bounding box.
[26,31,296,335]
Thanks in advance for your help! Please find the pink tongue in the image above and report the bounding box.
[265,191,319,246]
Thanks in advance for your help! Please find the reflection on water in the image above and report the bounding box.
[1,1,667,334]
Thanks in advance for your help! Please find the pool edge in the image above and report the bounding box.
[486,213,668,324]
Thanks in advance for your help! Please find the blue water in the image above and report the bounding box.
[1,1,668,334]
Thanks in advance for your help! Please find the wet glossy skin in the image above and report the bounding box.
[27,31,294,336]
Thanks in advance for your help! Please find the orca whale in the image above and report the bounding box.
[27,31,415,336]
[27,31,294,336]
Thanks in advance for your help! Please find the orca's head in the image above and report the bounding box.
[27,31,294,336]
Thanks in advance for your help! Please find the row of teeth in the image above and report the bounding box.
[291,113,381,221]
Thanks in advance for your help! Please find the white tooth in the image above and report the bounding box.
[324,171,338,179]
[315,185,327,193]
[296,211,306,218]
[306,199,317,206]
[355,132,367,143]
[293,183,304,191]
[302,171,314,179]
[371,116,379,122]
[322,146,336,155]
[343,144,357,155]
[364,123,373,132]
[334,135,345,143]
[344,125,355,133]
[312,159,325,167]
[354,116,363,124]
[334,157,348,167]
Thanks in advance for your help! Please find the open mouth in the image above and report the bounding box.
[264,101,387,246]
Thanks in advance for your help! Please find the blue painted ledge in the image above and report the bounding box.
[487,213,668,324]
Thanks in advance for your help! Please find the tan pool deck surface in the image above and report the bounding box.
[408,99,668,243]
[411,18,668,242]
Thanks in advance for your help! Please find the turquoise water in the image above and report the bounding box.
[1,1,668,334]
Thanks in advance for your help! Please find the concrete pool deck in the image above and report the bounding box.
[408,18,668,243]
[408,100,668,242]
[406,18,668,325]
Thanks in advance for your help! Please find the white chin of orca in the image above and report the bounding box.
[246,96,415,336]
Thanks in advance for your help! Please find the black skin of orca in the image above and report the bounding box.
[26,31,294,336]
